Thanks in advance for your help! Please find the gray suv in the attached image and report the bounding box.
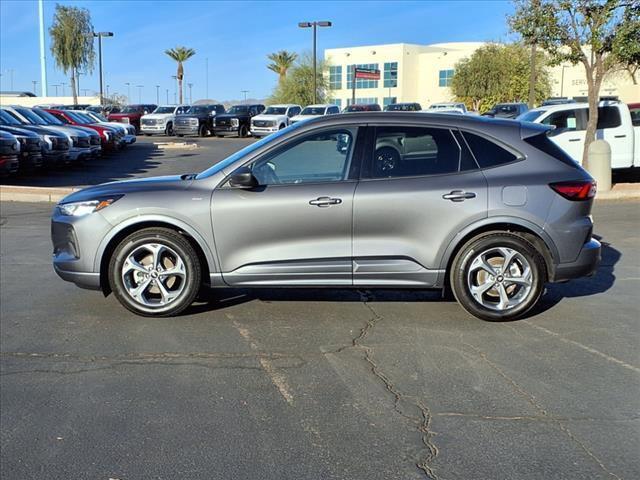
[51,113,600,321]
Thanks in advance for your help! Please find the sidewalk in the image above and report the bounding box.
[1,182,639,203]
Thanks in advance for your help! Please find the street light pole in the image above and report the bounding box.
[52,84,60,96]
[32,80,38,95]
[125,82,131,104]
[93,32,114,106]
[188,83,193,104]
[136,85,143,103]
[61,82,66,97]
[166,88,169,104]
[155,85,160,104]
[241,90,249,103]
[298,21,332,104]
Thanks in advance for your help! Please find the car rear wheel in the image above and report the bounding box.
[199,124,208,137]
[165,122,174,136]
[450,233,545,321]
[238,124,248,138]
[108,228,201,317]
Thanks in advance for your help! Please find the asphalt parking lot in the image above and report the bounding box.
[1,138,639,479]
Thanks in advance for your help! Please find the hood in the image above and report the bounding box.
[290,115,320,122]
[0,126,41,138]
[252,113,285,121]
[59,175,193,204]
[143,113,174,120]
[108,112,141,119]
[177,113,206,120]
[216,112,248,120]
[5,124,67,138]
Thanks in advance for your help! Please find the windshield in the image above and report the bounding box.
[300,107,326,115]
[197,122,304,179]
[88,112,108,122]
[186,106,207,114]
[225,106,249,115]
[264,107,287,115]
[120,106,140,113]
[518,110,545,122]
[33,109,64,125]
[67,111,91,123]
[0,110,22,125]
[153,106,175,114]
[15,108,47,125]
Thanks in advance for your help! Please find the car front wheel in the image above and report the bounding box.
[450,232,545,321]
[238,124,248,138]
[108,228,201,316]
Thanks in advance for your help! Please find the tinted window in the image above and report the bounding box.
[249,129,355,185]
[329,106,340,114]
[542,109,585,131]
[525,133,579,169]
[594,106,621,129]
[462,131,519,168]
[371,127,468,178]
[630,106,640,127]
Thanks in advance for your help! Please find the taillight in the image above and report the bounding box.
[550,180,597,201]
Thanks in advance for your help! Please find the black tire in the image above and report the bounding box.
[108,227,202,317]
[199,124,208,137]
[450,232,545,321]
[144,133,151,137]
[238,124,248,138]
[165,122,174,136]
[279,124,286,130]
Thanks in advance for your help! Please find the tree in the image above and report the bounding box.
[49,4,95,106]
[451,43,551,113]
[164,46,196,104]
[509,0,640,166]
[269,54,329,106]
[267,51,298,85]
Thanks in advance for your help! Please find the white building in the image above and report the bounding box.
[324,42,639,109]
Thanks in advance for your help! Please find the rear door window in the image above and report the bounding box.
[462,131,521,168]
[366,126,475,178]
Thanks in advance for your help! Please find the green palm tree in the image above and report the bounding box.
[267,51,298,84]
[164,46,196,104]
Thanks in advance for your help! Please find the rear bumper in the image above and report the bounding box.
[551,238,601,282]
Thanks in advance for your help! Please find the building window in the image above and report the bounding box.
[329,66,342,90]
[384,62,398,88]
[346,97,378,106]
[438,69,454,87]
[347,63,379,89]
[383,96,397,107]
[330,98,342,109]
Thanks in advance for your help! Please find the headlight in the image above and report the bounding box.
[58,195,123,217]
[231,118,239,127]
[43,134,55,150]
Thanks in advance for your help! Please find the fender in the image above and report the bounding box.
[92,214,219,274]
[436,215,560,283]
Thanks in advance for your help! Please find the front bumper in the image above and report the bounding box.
[43,150,70,166]
[175,124,199,135]
[51,209,113,290]
[551,238,601,282]
[69,147,92,162]
[213,126,239,136]
[141,124,167,134]
[0,155,19,175]
[250,126,278,137]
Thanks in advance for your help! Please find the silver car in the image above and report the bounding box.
[51,113,600,321]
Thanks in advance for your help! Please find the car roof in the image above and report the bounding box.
[530,100,621,114]
[304,104,334,108]
[267,104,300,108]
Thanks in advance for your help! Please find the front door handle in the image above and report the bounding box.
[568,138,581,142]
[309,196,342,207]
[442,190,476,202]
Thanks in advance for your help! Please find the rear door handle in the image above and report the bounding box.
[614,134,626,138]
[309,196,342,207]
[568,138,581,142]
[442,190,476,202]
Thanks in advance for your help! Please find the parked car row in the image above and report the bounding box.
[0,105,136,177]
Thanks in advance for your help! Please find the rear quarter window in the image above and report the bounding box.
[595,106,621,129]
[461,131,520,168]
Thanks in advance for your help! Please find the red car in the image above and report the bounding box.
[108,104,157,134]
[45,109,120,151]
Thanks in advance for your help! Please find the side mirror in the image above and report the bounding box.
[229,166,259,188]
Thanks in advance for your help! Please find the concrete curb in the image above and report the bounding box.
[1,183,639,203]
[0,185,78,203]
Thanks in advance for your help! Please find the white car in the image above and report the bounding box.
[250,104,302,137]
[289,104,340,124]
[518,100,639,170]
[140,105,189,136]
[426,102,468,113]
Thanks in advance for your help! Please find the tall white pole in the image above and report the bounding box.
[38,0,48,96]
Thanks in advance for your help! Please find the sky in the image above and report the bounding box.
[0,0,516,103]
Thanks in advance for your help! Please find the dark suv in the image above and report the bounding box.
[175,104,226,137]
[483,103,529,119]
[213,104,265,138]
[108,104,157,134]
[384,102,422,112]
[344,104,382,112]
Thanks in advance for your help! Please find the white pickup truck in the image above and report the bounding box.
[518,101,639,170]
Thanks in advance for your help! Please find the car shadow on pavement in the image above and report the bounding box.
[529,234,620,317]
[1,141,164,188]
[188,235,621,321]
